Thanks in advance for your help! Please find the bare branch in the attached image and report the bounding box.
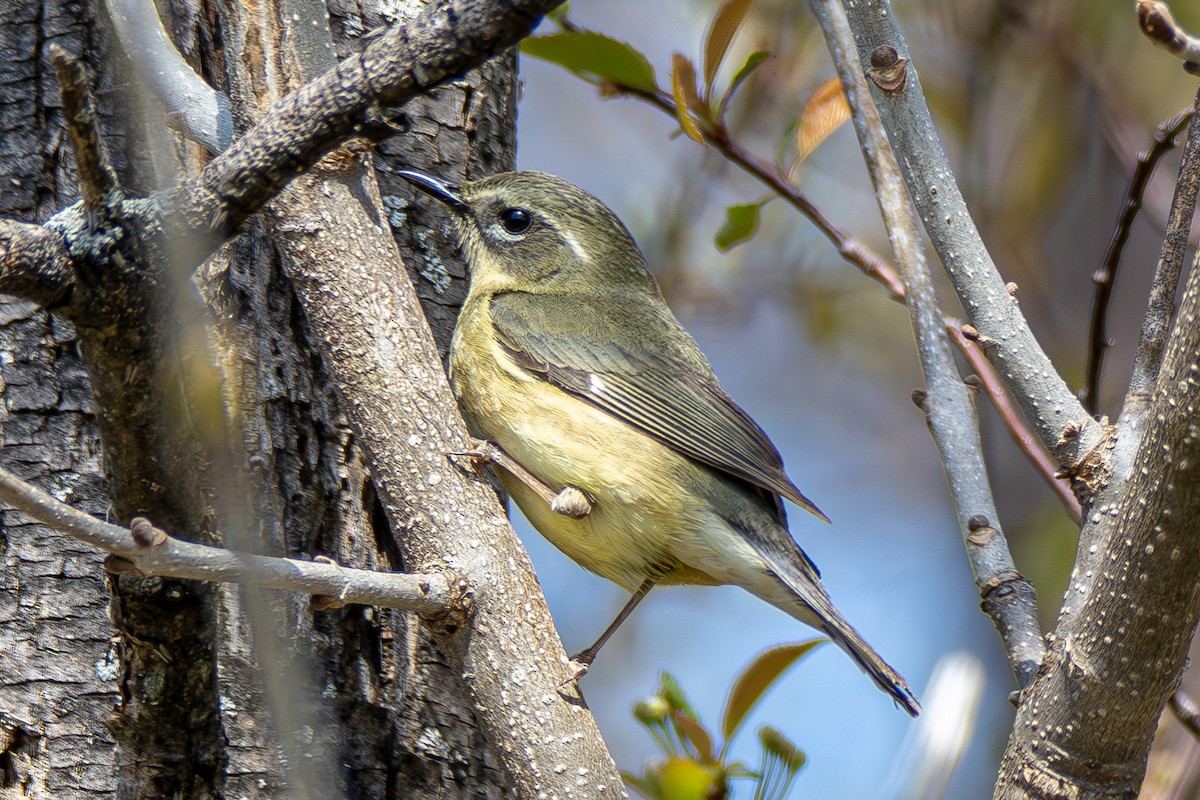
[47,46,121,213]
[1085,107,1193,413]
[172,0,562,240]
[102,0,233,153]
[812,0,1043,691]
[0,465,460,613]
[1126,88,1200,417]
[1138,0,1200,73]
[0,220,74,306]
[950,324,1082,521]
[836,0,1102,477]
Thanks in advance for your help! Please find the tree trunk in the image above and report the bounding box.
[0,0,516,796]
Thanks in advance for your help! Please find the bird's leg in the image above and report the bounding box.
[565,579,655,683]
[452,438,593,518]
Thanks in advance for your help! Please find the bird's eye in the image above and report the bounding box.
[499,207,533,235]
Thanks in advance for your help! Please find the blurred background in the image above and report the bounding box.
[506,0,1200,797]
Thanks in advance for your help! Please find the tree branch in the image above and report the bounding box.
[102,0,233,153]
[837,0,1103,478]
[0,220,74,307]
[994,180,1200,800]
[47,45,121,214]
[812,0,1043,691]
[1085,107,1193,413]
[0,465,460,614]
[170,0,560,242]
[1125,88,1200,417]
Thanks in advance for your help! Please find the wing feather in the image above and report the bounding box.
[490,291,828,523]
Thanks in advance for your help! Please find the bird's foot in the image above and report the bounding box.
[450,438,593,518]
[560,648,597,689]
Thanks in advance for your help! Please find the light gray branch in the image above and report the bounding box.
[812,0,1043,690]
[0,465,460,613]
[103,0,233,153]
[836,0,1104,480]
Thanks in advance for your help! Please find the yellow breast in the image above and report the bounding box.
[448,298,722,590]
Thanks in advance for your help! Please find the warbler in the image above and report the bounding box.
[400,169,919,716]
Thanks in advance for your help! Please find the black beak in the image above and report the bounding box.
[398,170,468,212]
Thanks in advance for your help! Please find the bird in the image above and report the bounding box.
[399,168,919,716]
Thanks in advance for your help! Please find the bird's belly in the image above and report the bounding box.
[450,329,724,590]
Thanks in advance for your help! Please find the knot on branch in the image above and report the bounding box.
[1053,417,1116,502]
[867,45,908,93]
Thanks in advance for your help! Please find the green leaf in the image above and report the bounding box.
[714,202,764,252]
[719,50,769,115]
[521,32,659,93]
[720,641,824,740]
[703,0,756,93]
[659,672,699,719]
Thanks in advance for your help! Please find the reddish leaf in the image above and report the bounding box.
[794,77,851,166]
[703,0,756,93]
[671,710,715,762]
[671,53,705,143]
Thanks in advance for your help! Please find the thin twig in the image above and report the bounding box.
[1138,1,1200,74]
[47,46,121,214]
[1085,107,1193,413]
[812,0,1044,691]
[949,323,1082,522]
[837,0,1102,477]
[1125,88,1200,417]
[622,85,908,300]
[0,465,461,614]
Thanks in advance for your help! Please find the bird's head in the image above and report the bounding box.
[399,170,657,295]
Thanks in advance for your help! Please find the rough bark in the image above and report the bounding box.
[0,2,122,796]
[0,0,523,796]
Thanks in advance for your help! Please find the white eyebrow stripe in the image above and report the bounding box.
[558,227,590,261]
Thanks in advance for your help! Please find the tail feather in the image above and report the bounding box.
[814,602,921,717]
[752,563,921,716]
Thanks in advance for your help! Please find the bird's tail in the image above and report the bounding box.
[811,594,921,717]
[752,566,921,716]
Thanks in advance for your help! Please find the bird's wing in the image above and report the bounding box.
[489,290,828,523]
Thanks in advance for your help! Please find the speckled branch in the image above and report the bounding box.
[993,215,1200,800]
[811,0,1044,691]
[0,220,73,307]
[837,0,1103,479]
